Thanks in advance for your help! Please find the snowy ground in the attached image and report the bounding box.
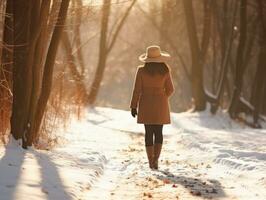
[0,106,266,200]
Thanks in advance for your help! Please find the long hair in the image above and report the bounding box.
[143,62,170,76]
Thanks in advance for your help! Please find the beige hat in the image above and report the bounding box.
[139,45,170,63]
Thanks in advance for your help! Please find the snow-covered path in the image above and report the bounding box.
[84,107,266,200]
[84,127,226,200]
[0,107,266,200]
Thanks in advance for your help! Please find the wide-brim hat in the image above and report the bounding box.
[139,45,171,63]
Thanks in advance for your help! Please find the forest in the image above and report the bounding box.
[0,1,266,199]
[1,0,265,147]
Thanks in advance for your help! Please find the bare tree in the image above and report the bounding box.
[88,0,137,105]
[61,32,88,103]
[5,0,70,148]
[28,0,71,147]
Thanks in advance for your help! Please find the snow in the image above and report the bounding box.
[0,106,266,199]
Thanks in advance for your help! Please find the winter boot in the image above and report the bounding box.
[153,143,162,169]
[145,145,154,169]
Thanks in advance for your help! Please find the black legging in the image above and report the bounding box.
[144,124,163,146]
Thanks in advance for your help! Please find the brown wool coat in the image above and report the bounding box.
[130,66,174,124]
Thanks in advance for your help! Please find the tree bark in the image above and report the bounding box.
[25,0,52,146]
[252,0,266,126]
[182,0,206,111]
[30,0,70,146]
[11,0,32,140]
[87,0,111,105]
[229,0,247,118]
[201,0,212,64]
[210,1,238,113]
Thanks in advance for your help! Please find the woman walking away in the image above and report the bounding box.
[130,45,175,169]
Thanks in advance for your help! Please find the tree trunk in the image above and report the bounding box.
[25,0,52,146]
[201,0,212,64]
[182,0,206,111]
[229,0,247,118]
[30,0,70,146]
[88,0,136,105]
[8,0,52,148]
[74,0,86,76]
[87,0,111,105]
[160,0,172,49]
[11,0,32,140]
[253,47,266,125]
[210,1,237,113]
[252,0,266,125]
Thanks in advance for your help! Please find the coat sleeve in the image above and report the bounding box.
[164,71,174,97]
[130,67,142,109]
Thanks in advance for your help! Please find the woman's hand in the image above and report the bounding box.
[131,108,137,118]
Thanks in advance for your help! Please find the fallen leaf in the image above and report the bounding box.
[172,184,177,188]
[42,188,49,194]
[165,160,170,165]
[163,179,171,184]
[190,191,201,196]
[144,192,153,198]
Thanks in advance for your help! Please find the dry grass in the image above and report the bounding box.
[35,65,87,149]
[0,66,12,144]
[0,59,87,149]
